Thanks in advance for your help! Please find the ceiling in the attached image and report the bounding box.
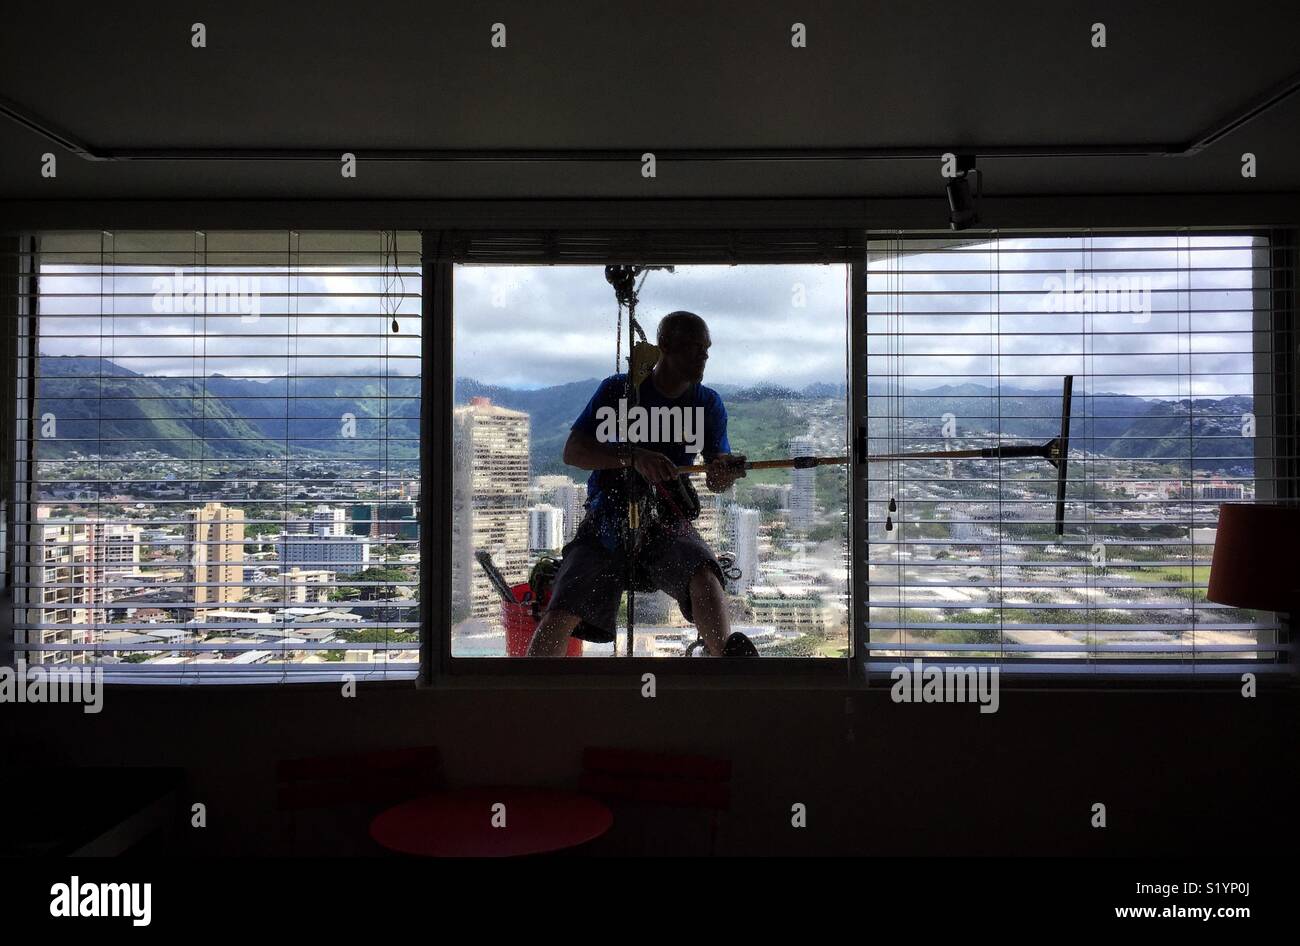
[1,0,1298,201]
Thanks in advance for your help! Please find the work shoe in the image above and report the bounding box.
[722,631,759,657]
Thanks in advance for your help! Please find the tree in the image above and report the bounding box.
[766,635,817,657]
[334,566,411,601]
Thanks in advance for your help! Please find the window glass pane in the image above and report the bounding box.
[16,231,421,683]
[452,263,850,657]
[865,233,1281,671]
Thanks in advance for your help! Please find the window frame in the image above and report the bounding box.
[4,223,1295,689]
[6,231,425,686]
[426,230,862,682]
[854,226,1299,684]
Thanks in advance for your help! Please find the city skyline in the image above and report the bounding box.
[20,238,1269,669]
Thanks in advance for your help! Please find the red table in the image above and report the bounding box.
[369,787,613,857]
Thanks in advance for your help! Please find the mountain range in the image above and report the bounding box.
[37,356,418,459]
[33,357,1256,474]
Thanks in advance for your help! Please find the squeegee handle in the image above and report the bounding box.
[981,443,1050,460]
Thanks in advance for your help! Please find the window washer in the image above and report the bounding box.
[526,311,759,657]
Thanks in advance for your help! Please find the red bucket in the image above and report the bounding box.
[503,582,582,657]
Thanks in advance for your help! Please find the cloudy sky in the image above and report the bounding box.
[866,234,1262,399]
[37,235,1263,400]
[453,263,850,389]
[37,263,424,379]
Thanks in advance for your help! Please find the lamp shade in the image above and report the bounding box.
[1206,503,1300,613]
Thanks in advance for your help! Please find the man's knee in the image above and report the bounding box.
[689,562,723,596]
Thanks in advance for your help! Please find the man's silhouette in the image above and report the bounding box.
[527,311,755,656]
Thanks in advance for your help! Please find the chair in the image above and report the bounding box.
[578,746,732,856]
[274,745,441,855]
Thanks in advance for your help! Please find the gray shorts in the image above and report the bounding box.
[546,515,724,642]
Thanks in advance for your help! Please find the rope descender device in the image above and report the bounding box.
[604,264,674,654]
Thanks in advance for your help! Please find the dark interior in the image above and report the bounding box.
[1,1,1297,859]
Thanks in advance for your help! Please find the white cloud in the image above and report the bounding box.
[37,235,1264,401]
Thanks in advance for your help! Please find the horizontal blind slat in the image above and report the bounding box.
[12,230,423,682]
[864,230,1292,670]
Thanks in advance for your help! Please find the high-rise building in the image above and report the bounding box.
[726,505,761,595]
[280,567,334,604]
[537,476,587,542]
[528,503,565,551]
[279,534,370,570]
[695,491,723,547]
[452,397,530,622]
[186,502,246,608]
[1176,481,1247,501]
[748,586,825,637]
[22,506,104,664]
[311,504,347,537]
[789,435,816,534]
[348,502,419,539]
[97,523,142,578]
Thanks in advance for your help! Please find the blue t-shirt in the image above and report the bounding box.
[571,373,731,541]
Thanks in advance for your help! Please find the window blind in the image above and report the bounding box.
[864,231,1294,674]
[11,230,422,683]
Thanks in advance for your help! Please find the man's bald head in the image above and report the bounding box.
[657,311,708,350]
[655,311,711,384]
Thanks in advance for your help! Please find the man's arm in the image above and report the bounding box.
[565,377,677,482]
[563,430,678,482]
[562,429,622,470]
[702,391,745,492]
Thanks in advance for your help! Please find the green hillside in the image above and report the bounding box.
[36,356,418,459]
[36,357,1254,477]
